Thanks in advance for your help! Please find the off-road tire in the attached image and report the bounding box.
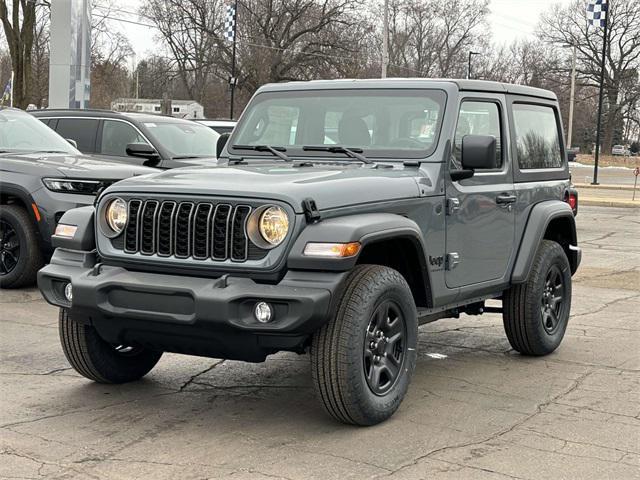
[311,265,418,425]
[503,240,572,356]
[59,308,162,383]
[0,205,43,289]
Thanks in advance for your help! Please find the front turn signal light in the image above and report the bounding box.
[303,242,361,258]
[54,224,77,238]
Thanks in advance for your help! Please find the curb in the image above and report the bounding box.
[580,198,639,208]
[575,183,637,191]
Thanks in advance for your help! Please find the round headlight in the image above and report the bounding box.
[259,206,289,246]
[106,198,128,234]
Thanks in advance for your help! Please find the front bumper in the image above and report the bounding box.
[38,249,345,361]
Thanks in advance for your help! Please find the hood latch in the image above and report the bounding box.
[302,198,321,224]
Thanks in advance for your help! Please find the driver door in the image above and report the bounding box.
[445,95,516,289]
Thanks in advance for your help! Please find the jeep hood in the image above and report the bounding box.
[106,163,439,212]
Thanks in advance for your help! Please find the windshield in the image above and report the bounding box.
[0,110,79,154]
[230,89,446,159]
[142,121,220,158]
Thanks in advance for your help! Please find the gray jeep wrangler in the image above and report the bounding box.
[38,79,581,425]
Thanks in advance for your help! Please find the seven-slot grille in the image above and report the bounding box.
[122,199,253,262]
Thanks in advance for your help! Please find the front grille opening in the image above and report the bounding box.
[212,204,232,260]
[157,201,176,256]
[231,206,251,261]
[140,201,159,255]
[174,203,194,258]
[192,204,212,259]
[124,200,142,253]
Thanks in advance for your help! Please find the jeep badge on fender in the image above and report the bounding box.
[38,79,581,426]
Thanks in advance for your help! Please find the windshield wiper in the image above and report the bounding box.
[302,145,373,164]
[232,144,292,162]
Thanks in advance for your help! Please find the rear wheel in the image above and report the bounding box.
[311,265,418,425]
[503,240,572,356]
[0,205,43,288]
[59,308,162,383]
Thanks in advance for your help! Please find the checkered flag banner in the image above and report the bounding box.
[224,1,236,42]
[586,0,607,28]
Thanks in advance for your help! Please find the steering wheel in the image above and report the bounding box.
[389,137,425,149]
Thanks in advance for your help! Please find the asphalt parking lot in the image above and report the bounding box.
[1,205,638,480]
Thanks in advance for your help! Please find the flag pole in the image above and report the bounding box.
[591,1,609,185]
[229,0,238,120]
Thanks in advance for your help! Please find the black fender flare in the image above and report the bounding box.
[511,200,578,283]
[52,206,96,251]
[0,183,36,215]
[288,213,429,271]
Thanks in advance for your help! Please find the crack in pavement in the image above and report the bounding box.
[377,370,595,478]
[570,293,640,319]
[178,359,226,392]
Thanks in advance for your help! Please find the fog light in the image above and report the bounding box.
[64,283,73,302]
[254,302,273,323]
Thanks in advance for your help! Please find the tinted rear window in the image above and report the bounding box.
[513,104,563,169]
[55,118,99,153]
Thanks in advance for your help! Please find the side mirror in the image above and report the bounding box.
[461,135,497,170]
[66,138,78,149]
[216,132,230,158]
[126,143,160,160]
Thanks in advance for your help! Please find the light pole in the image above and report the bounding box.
[567,44,577,149]
[467,51,480,80]
[381,0,389,78]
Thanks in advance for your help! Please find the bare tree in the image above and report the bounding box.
[385,0,489,77]
[540,0,640,152]
[0,0,37,108]
[141,0,223,106]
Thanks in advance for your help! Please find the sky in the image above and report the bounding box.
[104,0,574,63]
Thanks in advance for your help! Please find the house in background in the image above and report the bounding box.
[111,98,204,119]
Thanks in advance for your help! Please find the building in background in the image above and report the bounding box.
[111,98,204,119]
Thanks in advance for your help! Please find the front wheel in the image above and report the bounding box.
[0,204,43,288]
[311,265,418,425]
[503,240,572,356]
[59,308,162,383]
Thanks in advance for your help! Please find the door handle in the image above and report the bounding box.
[496,193,517,205]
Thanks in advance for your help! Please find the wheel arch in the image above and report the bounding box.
[511,200,579,283]
[287,213,433,308]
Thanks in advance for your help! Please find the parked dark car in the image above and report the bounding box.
[0,108,157,288]
[31,109,220,169]
[566,147,579,162]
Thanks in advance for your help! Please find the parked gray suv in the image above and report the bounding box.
[0,108,156,288]
[38,79,581,425]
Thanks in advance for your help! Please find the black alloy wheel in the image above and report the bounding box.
[364,301,407,395]
[0,219,20,276]
[540,265,566,334]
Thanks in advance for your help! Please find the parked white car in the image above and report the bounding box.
[611,145,629,156]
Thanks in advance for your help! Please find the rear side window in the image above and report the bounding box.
[101,120,147,157]
[513,104,562,169]
[55,118,99,153]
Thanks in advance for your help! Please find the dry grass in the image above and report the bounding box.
[574,154,639,168]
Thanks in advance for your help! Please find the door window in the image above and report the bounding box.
[453,101,502,169]
[513,104,562,169]
[55,118,99,153]
[101,120,147,157]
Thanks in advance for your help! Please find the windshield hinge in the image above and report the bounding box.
[302,198,321,224]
